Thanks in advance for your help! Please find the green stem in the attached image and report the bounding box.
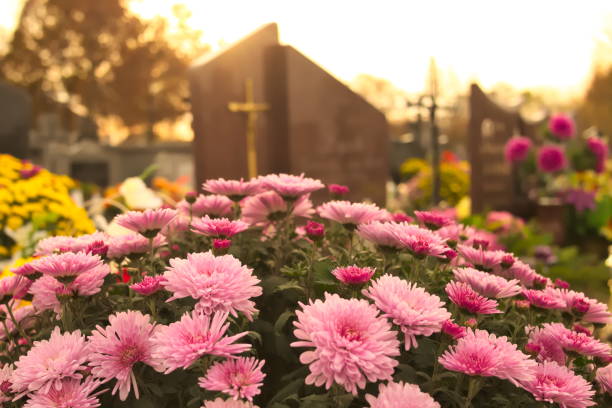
[463,377,482,408]
[6,301,29,344]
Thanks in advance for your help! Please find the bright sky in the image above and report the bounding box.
[3,0,612,97]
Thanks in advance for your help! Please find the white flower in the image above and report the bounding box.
[118,177,162,210]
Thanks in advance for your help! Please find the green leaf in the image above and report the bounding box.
[274,310,295,335]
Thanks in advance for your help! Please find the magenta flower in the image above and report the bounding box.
[130,275,166,296]
[304,220,325,238]
[586,136,608,173]
[23,378,103,408]
[151,311,250,373]
[317,200,387,226]
[178,194,233,218]
[504,136,532,162]
[445,281,501,315]
[202,178,263,198]
[12,328,90,395]
[241,191,314,226]
[191,216,249,238]
[364,275,450,349]
[198,357,265,401]
[441,320,467,340]
[328,183,350,196]
[201,399,255,408]
[0,364,13,403]
[531,323,611,361]
[521,361,595,408]
[29,252,103,280]
[259,173,324,197]
[552,289,612,324]
[107,233,167,258]
[88,311,158,401]
[537,145,567,173]
[0,275,32,300]
[392,223,450,259]
[365,381,441,408]
[213,239,232,250]
[596,364,612,395]
[163,252,262,320]
[548,114,576,140]
[391,212,414,223]
[564,189,596,213]
[522,288,565,310]
[439,329,536,386]
[453,267,521,298]
[332,266,375,285]
[291,293,400,395]
[115,209,177,237]
[414,210,454,229]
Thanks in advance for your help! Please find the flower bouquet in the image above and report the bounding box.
[0,174,610,407]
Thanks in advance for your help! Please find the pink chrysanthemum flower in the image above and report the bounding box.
[201,398,256,408]
[191,216,249,238]
[178,194,234,218]
[88,311,158,401]
[445,281,501,315]
[23,378,103,408]
[526,324,568,365]
[304,220,325,238]
[504,136,532,162]
[556,289,612,324]
[34,233,109,256]
[203,178,263,199]
[12,327,90,395]
[503,259,540,287]
[548,113,576,140]
[357,221,403,249]
[521,361,595,408]
[392,223,449,259]
[441,320,467,340]
[290,293,400,395]
[198,357,265,401]
[163,252,262,320]
[241,191,314,226]
[115,209,177,236]
[317,200,387,226]
[365,381,441,408]
[586,136,608,173]
[522,289,566,310]
[0,275,32,300]
[107,233,167,258]
[332,266,375,285]
[439,329,536,386]
[391,212,414,223]
[259,173,324,197]
[151,311,250,373]
[29,252,103,280]
[130,275,166,296]
[537,145,567,173]
[328,184,349,196]
[453,267,521,298]
[532,323,611,361]
[414,210,453,229]
[363,275,450,350]
[456,245,505,271]
[596,364,612,395]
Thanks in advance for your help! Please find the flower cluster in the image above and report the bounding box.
[0,172,609,408]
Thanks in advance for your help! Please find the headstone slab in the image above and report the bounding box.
[0,81,32,158]
[468,84,537,215]
[189,23,388,205]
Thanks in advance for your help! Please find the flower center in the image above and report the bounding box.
[120,345,142,366]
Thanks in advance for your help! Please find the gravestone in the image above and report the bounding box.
[0,81,32,158]
[189,23,388,204]
[468,84,537,215]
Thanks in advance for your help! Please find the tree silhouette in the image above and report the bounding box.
[1,0,207,139]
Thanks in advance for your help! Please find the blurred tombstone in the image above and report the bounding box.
[468,84,537,215]
[189,23,388,204]
[0,81,32,158]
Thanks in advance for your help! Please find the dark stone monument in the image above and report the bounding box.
[0,81,32,158]
[468,84,537,215]
[189,23,388,204]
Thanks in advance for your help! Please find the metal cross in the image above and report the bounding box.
[228,78,269,179]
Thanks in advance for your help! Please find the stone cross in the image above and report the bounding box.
[227,78,269,178]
